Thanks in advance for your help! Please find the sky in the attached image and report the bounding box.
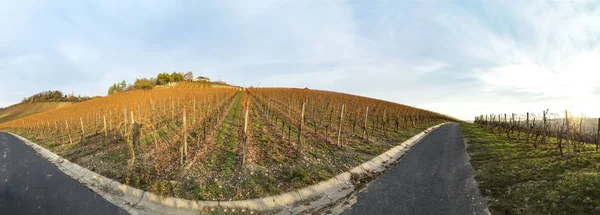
[1,0,599,120]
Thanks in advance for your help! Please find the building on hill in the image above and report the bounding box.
[195,76,210,82]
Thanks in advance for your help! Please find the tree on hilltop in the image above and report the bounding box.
[171,72,184,82]
[133,78,154,90]
[156,73,173,85]
[108,80,127,95]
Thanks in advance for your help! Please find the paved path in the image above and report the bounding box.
[0,132,127,215]
[341,123,488,215]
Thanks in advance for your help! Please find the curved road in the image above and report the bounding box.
[341,123,488,215]
[0,132,127,215]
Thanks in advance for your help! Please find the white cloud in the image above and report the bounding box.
[476,64,558,93]
[427,1,600,119]
[414,61,449,74]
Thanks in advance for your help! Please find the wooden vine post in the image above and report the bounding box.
[511,113,515,137]
[337,104,345,148]
[542,110,548,144]
[181,108,187,166]
[565,110,570,155]
[325,108,330,142]
[313,102,317,134]
[288,98,292,123]
[382,108,386,130]
[103,115,107,139]
[130,111,141,166]
[123,108,128,135]
[65,119,73,145]
[193,97,197,126]
[242,101,249,167]
[504,113,509,138]
[363,106,369,141]
[298,101,305,158]
[596,118,600,152]
[526,112,530,143]
[80,117,85,142]
[395,110,400,132]
[413,112,418,127]
[151,103,158,149]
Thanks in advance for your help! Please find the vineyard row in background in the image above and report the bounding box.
[474,110,600,156]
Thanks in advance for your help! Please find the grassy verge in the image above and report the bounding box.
[213,92,242,175]
[461,123,600,214]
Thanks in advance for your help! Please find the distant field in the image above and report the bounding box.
[0,102,73,124]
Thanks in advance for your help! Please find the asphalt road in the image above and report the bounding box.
[0,132,127,215]
[340,123,488,215]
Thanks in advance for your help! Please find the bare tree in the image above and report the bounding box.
[184,71,194,81]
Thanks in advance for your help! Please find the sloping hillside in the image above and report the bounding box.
[0,87,456,201]
[0,102,73,124]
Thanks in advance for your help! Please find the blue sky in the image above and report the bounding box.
[1,0,599,120]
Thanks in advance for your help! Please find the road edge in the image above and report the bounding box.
[7,122,447,215]
[461,126,492,215]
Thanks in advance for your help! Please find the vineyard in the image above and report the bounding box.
[475,111,600,156]
[468,111,600,214]
[0,84,455,201]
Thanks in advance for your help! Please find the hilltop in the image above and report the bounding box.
[0,90,97,124]
[106,71,234,95]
